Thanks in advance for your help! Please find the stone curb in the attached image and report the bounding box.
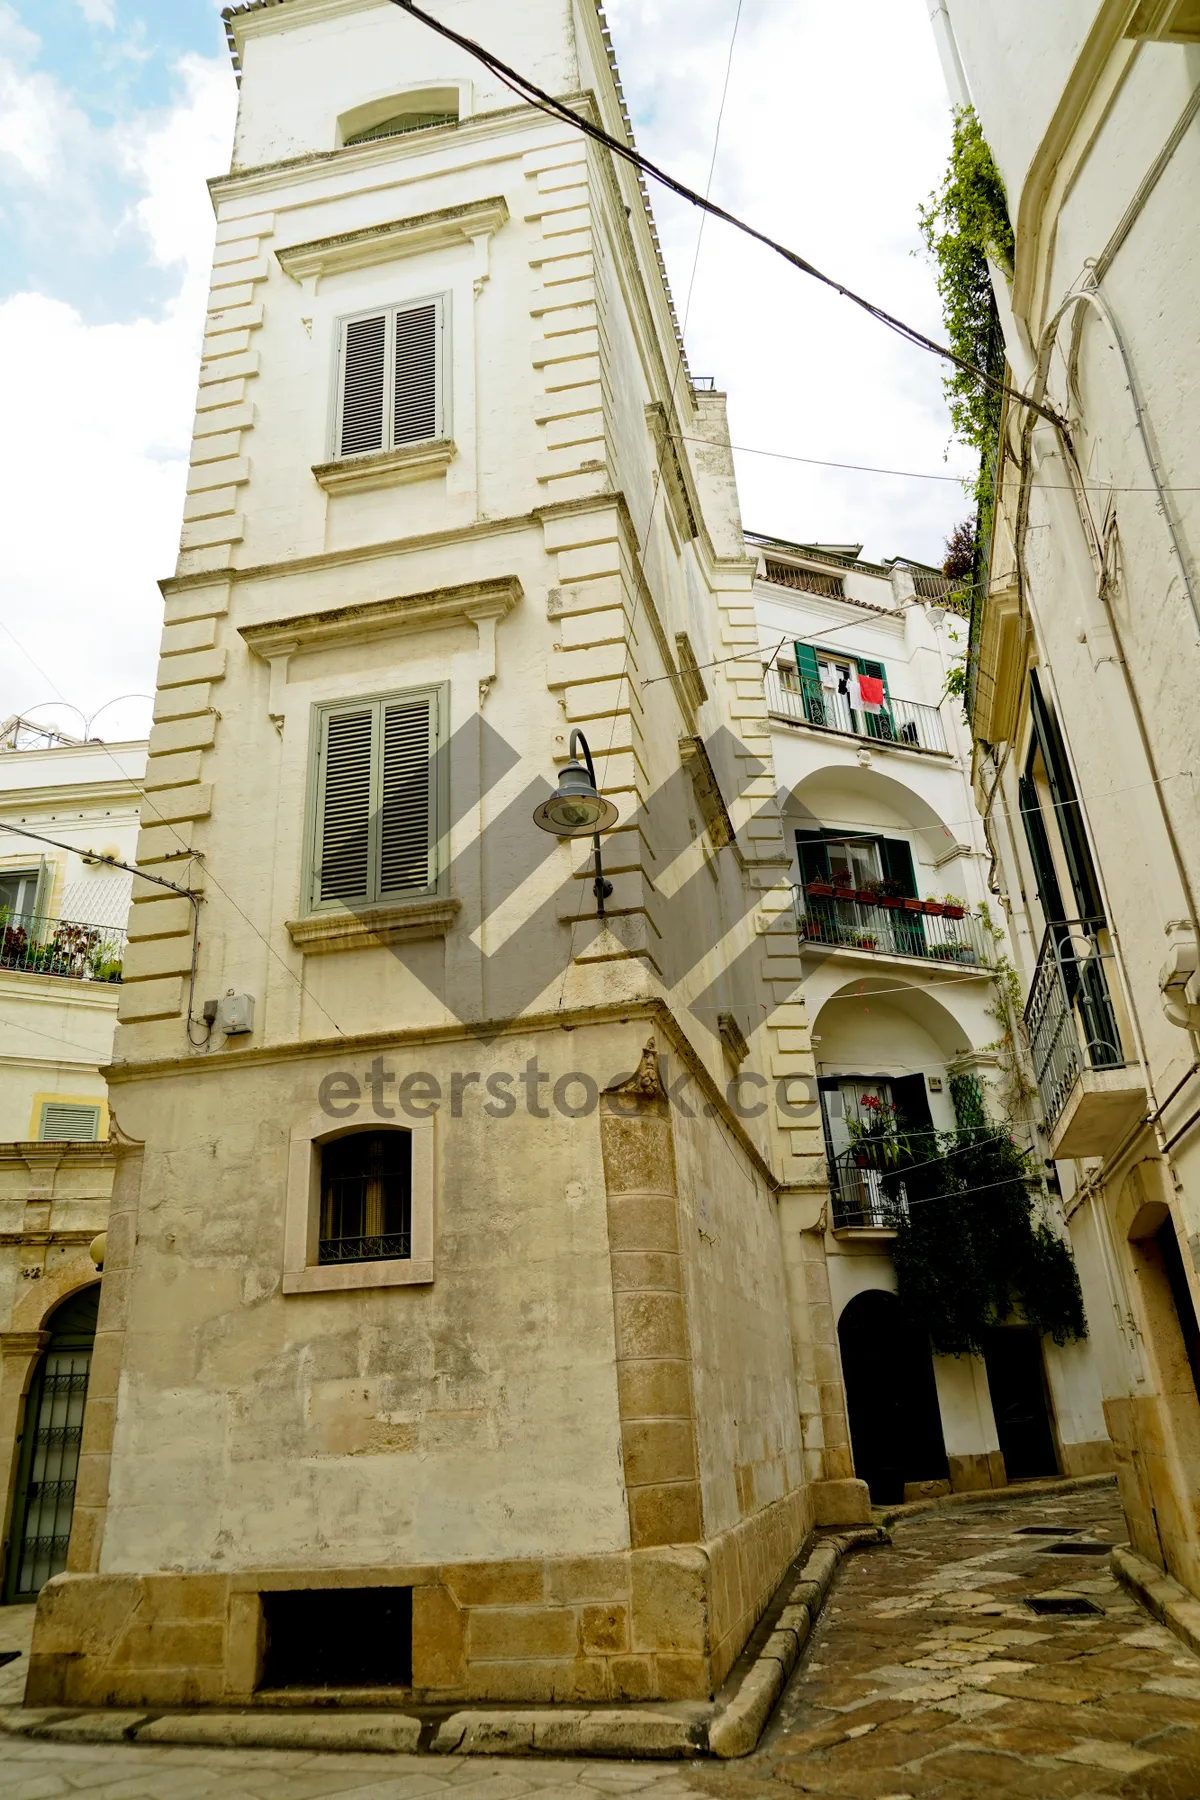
[874,1470,1117,1527]
[1113,1544,1200,1660]
[0,1530,886,1763]
[706,1526,885,1760]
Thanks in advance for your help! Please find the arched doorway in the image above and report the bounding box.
[4,1285,99,1602]
[838,1290,948,1504]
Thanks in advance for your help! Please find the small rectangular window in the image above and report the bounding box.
[39,1103,100,1142]
[320,1131,412,1266]
[334,298,446,459]
[309,689,441,913]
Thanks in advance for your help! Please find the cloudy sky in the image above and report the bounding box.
[0,0,970,744]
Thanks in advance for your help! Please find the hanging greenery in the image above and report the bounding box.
[918,107,1013,464]
[851,1112,1087,1358]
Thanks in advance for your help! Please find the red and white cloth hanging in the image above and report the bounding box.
[857,674,885,713]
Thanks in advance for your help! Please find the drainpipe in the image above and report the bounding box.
[926,1,971,107]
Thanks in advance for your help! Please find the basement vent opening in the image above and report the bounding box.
[259,1588,412,1689]
[1039,1541,1113,1556]
[1014,1525,1082,1536]
[1025,1594,1104,1617]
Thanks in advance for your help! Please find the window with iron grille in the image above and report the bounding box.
[319,1131,412,1266]
[333,298,447,460]
[307,687,444,914]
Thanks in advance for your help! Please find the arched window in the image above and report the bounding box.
[4,1286,99,1601]
[338,87,461,149]
[319,1131,412,1266]
[344,108,457,146]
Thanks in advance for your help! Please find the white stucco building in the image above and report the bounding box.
[927,2,1200,1606]
[754,536,1113,1499]
[0,726,145,1604]
[21,0,870,1711]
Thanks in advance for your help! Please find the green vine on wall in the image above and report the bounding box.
[852,1112,1088,1358]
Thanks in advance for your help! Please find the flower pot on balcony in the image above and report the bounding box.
[903,898,926,913]
[804,919,826,940]
[806,880,833,897]
[833,888,856,901]
[943,905,966,920]
[924,902,946,917]
[954,944,978,964]
[878,895,904,911]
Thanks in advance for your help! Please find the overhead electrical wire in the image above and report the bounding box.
[388,0,1062,430]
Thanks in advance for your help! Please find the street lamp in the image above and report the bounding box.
[532,729,618,918]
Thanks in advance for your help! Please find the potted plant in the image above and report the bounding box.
[803,918,827,941]
[833,887,856,902]
[903,897,926,913]
[953,943,978,964]
[851,932,878,951]
[941,893,967,920]
[924,899,946,917]
[806,879,833,897]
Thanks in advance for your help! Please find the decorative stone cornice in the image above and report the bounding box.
[286,897,461,955]
[312,440,456,495]
[276,197,509,291]
[239,576,521,661]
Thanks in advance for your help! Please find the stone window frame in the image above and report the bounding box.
[282,1110,434,1295]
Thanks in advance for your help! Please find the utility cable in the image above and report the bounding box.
[388,0,1063,431]
[677,434,1200,491]
[0,616,349,1043]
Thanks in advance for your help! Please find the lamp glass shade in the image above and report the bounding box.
[532,758,620,836]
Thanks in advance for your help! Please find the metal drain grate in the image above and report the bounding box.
[1025,1594,1104,1616]
[1014,1525,1082,1536]
[1040,1541,1112,1556]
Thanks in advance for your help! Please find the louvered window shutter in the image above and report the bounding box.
[315,708,374,906]
[794,644,822,687]
[339,313,388,456]
[39,1103,100,1142]
[379,700,433,896]
[393,302,440,445]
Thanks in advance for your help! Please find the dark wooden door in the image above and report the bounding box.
[838,1290,948,1504]
[982,1327,1058,1480]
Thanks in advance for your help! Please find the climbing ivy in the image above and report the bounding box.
[918,106,1013,468]
[853,1116,1088,1358]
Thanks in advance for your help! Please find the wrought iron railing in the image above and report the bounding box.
[829,1146,909,1230]
[318,1233,411,1265]
[794,888,993,967]
[1025,920,1127,1133]
[765,669,948,754]
[0,912,125,983]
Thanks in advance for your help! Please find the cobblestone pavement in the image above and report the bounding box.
[3,1487,1200,1799]
[697,1484,1200,1800]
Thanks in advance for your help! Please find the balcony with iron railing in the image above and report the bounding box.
[829,1145,910,1232]
[794,886,993,970]
[1024,920,1144,1158]
[0,912,126,984]
[765,668,948,755]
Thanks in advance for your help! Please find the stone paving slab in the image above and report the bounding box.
[3,1486,1200,1797]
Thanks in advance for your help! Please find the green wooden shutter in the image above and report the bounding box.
[795,829,831,885]
[1028,672,1103,919]
[856,657,895,740]
[1018,769,1067,924]
[379,698,434,896]
[39,1103,100,1142]
[314,707,375,906]
[393,301,440,445]
[339,313,388,456]
[880,837,917,898]
[794,643,821,685]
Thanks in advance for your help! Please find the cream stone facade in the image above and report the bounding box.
[0,732,146,1603]
[928,3,1200,1602]
[24,0,870,1710]
[752,537,1114,1503]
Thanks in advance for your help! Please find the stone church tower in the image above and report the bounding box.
[27,0,864,1708]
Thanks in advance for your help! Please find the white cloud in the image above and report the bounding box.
[0,55,236,740]
[75,0,115,25]
[606,0,972,564]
